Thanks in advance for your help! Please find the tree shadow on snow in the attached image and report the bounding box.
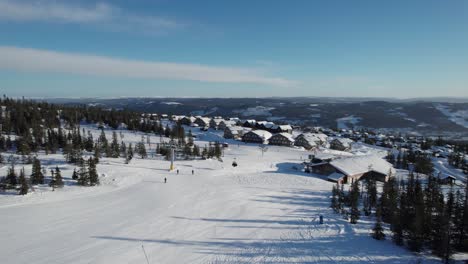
[92,188,423,263]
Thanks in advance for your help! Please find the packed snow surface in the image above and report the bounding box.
[0,127,441,263]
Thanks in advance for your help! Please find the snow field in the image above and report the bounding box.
[0,127,443,263]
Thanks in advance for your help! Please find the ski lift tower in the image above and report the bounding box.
[169,139,176,171]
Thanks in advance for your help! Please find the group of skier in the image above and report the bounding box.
[164,169,195,183]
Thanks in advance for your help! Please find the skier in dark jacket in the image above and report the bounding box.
[164,177,167,183]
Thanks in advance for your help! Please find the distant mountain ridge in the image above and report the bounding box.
[42,97,468,137]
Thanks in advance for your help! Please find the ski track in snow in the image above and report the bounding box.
[0,127,443,263]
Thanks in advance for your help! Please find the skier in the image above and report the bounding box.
[192,169,194,175]
[164,177,167,183]
[177,169,179,175]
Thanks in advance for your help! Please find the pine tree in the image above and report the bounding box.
[77,158,89,186]
[72,168,78,180]
[214,142,222,159]
[136,141,147,159]
[5,165,17,187]
[193,144,200,157]
[183,144,192,159]
[120,141,127,158]
[349,180,360,224]
[49,168,56,188]
[187,130,194,146]
[93,143,100,163]
[126,143,134,164]
[88,158,99,186]
[381,177,399,224]
[30,158,44,185]
[54,166,64,188]
[432,193,452,262]
[331,183,339,213]
[18,168,28,195]
[392,201,404,246]
[372,206,386,240]
[338,183,345,214]
[110,131,120,158]
[453,190,465,250]
[407,177,425,252]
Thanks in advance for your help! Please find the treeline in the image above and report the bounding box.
[1,154,99,195]
[0,96,225,195]
[0,96,184,155]
[386,150,434,175]
[331,173,468,262]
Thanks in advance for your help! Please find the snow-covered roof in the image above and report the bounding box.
[330,155,394,176]
[313,153,337,161]
[297,133,328,144]
[257,121,276,129]
[226,126,244,132]
[250,130,272,140]
[331,137,354,147]
[278,125,292,131]
[221,120,236,126]
[211,118,224,125]
[273,132,294,142]
[328,172,345,182]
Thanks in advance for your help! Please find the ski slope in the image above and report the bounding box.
[0,129,441,263]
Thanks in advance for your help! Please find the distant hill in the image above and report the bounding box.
[43,97,468,137]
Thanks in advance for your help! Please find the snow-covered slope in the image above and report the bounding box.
[435,104,468,129]
[0,128,442,263]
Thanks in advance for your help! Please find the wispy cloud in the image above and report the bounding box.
[0,0,183,34]
[0,46,296,87]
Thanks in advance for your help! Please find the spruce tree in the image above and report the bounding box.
[392,211,404,245]
[126,143,133,164]
[49,168,56,188]
[72,168,78,180]
[372,206,386,240]
[18,168,28,195]
[432,194,452,262]
[88,158,99,186]
[93,143,100,163]
[338,183,345,214]
[54,166,64,187]
[331,183,339,213]
[136,141,147,159]
[407,177,425,252]
[183,144,192,159]
[110,131,120,158]
[77,158,89,186]
[193,144,200,157]
[214,142,222,159]
[120,141,127,158]
[30,158,44,185]
[6,165,17,187]
[349,180,360,224]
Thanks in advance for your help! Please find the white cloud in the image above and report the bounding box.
[0,46,296,87]
[0,0,183,34]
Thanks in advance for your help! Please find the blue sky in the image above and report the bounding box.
[1,0,467,98]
